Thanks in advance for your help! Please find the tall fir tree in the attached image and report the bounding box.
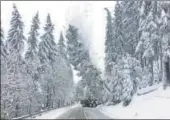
[114,1,124,57]
[121,1,139,56]
[58,31,66,57]
[66,24,85,70]
[39,14,57,65]
[161,2,170,88]
[5,4,26,118]
[38,13,57,108]
[66,24,102,100]
[25,12,40,77]
[104,8,115,75]
[6,4,25,55]
[104,1,124,104]
[1,27,8,59]
[137,1,159,85]
[25,12,40,61]
[1,27,9,119]
[24,12,41,114]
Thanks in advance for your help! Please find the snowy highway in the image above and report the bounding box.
[57,105,111,119]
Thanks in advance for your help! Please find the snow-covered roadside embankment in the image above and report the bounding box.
[97,87,170,119]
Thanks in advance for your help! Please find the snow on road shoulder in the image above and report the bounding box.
[27,104,81,119]
[97,87,170,119]
[137,83,161,95]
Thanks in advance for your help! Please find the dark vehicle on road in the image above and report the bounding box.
[80,98,101,107]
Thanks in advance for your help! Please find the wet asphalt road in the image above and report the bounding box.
[57,105,111,119]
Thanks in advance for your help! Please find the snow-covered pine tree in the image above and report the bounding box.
[160,2,170,88]
[38,14,74,109]
[66,24,84,70]
[135,1,146,68]
[25,12,40,61]
[58,31,66,57]
[121,1,145,95]
[138,1,159,86]
[120,54,142,106]
[1,27,9,119]
[121,1,139,56]
[66,24,103,101]
[135,1,150,88]
[1,27,8,59]
[104,1,124,104]
[58,32,75,104]
[104,8,115,76]
[114,1,124,57]
[86,64,103,101]
[38,13,58,109]
[66,26,88,98]
[39,14,57,65]
[6,4,25,55]
[104,1,144,105]
[24,12,41,114]
[5,4,26,118]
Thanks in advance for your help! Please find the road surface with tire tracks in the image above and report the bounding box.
[57,105,112,119]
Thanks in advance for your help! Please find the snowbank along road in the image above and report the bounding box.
[57,105,112,119]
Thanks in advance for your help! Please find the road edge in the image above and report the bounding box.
[82,107,88,119]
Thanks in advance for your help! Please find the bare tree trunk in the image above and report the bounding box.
[15,103,19,117]
[46,86,50,108]
[151,60,154,86]
[160,38,163,82]
[167,57,170,85]
[160,54,163,82]
[169,57,170,84]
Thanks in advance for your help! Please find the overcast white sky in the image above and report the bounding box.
[1,1,116,73]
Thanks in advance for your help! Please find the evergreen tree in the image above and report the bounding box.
[1,27,8,59]
[25,12,40,78]
[58,31,66,57]
[1,27,9,118]
[104,1,125,104]
[66,25,89,99]
[25,12,40,61]
[38,14,74,109]
[121,1,139,56]
[38,13,57,108]
[161,2,170,88]
[5,4,26,118]
[138,1,159,85]
[1,5,74,119]
[66,24,102,100]
[66,24,84,70]
[39,14,57,65]
[24,12,41,114]
[114,1,124,57]
[104,8,115,75]
[6,4,25,55]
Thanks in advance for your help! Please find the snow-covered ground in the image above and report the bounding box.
[137,83,161,95]
[26,104,81,119]
[97,87,170,119]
